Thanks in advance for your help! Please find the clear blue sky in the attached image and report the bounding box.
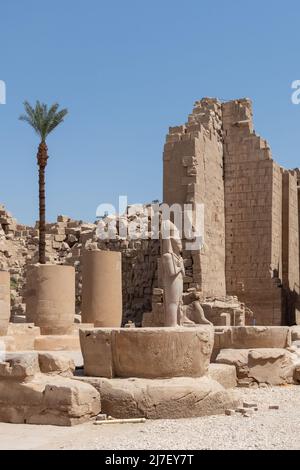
[1,0,300,225]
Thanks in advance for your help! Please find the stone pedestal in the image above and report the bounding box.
[81,251,122,327]
[80,326,214,378]
[0,271,10,336]
[26,265,75,335]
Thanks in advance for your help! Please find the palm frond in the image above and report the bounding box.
[19,100,68,141]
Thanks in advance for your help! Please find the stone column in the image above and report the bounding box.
[0,271,10,336]
[26,264,75,335]
[81,250,122,327]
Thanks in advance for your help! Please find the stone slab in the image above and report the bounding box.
[74,375,240,419]
[0,374,100,426]
[38,352,75,377]
[213,326,291,359]
[34,335,80,351]
[7,323,41,350]
[80,326,214,379]
[208,363,237,389]
[215,348,295,386]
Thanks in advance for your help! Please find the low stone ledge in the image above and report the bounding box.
[74,375,240,419]
[213,326,291,359]
[7,323,41,350]
[34,334,80,351]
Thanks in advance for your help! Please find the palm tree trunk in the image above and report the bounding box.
[37,142,48,264]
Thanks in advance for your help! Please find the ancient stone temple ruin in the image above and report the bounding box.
[0,97,300,428]
[1,98,299,328]
[164,98,300,326]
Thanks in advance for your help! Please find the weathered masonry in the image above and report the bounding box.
[163,98,300,325]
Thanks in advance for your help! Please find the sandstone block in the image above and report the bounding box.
[208,363,237,389]
[0,352,39,380]
[74,375,240,420]
[248,348,294,385]
[34,335,80,351]
[291,325,300,341]
[79,329,113,378]
[80,326,214,379]
[215,326,291,351]
[38,352,75,377]
[7,323,41,350]
[216,348,295,385]
[0,374,100,426]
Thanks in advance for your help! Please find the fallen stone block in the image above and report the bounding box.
[216,348,294,386]
[0,352,39,381]
[269,404,279,410]
[215,349,249,379]
[248,348,294,385]
[0,374,100,426]
[291,325,300,341]
[74,375,240,420]
[38,352,75,377]
[208,363,237,389]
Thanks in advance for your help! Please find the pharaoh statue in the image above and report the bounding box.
[160,219,193,326]
[160,218,212,327]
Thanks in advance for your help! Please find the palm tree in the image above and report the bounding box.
[19,101,68,264]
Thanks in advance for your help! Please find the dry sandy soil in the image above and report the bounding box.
[0,385,299,450]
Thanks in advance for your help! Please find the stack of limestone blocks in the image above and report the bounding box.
[0,351,100,425]
[78,325,241,419]
[212,325,300,387]
[1,204,161,326]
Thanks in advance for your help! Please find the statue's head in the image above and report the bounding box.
[161,219,182,256]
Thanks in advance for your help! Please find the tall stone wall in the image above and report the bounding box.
[163,97,300,325]
[163,98,226,297]
[222,99,284,325]
[282,170,300,323]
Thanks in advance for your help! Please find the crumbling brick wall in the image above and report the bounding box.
[163,98,226,297]
[282,170,300,323]
[0,205,160,325]
[222,99,285,325]
[163,97,300,325]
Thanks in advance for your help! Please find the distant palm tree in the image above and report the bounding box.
[19,101,68,264]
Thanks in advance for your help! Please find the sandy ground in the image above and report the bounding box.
[0,385,299,450]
